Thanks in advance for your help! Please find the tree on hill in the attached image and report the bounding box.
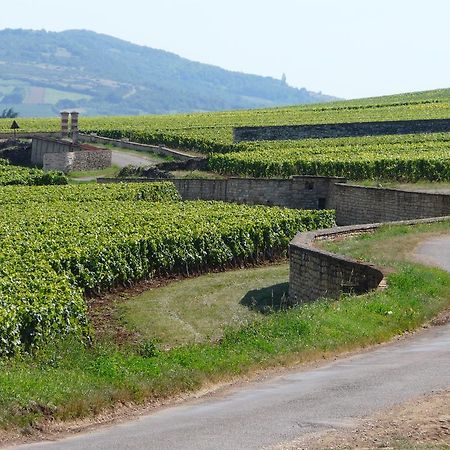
[1,108,19,118]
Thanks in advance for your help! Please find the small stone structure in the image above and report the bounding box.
[30,113,112,173]
[32,137,112,173]
[31,137,79,166]
[233,118,450,142]
[43,148,112,173]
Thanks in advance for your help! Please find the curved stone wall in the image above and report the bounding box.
[289,217,450,304]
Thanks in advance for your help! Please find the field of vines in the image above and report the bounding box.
[209,132,450,180]
[0,88,449,180]
[0,182,335,355]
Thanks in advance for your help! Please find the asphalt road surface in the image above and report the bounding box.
[111,150,160,168]
[12,235,450,450]
[414,234,450,272]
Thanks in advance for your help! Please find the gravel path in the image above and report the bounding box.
[10,236,450,450]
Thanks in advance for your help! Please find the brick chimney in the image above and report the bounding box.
[60,111,70,139]
[70,111,79,144]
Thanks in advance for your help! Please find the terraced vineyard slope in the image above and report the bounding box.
[1,88,449,180]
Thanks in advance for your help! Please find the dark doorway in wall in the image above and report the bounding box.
[318,198,326,209]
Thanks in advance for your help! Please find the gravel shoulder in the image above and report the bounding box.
[273,389,450,449]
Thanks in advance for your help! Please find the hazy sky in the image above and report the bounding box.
[1,0,449,99]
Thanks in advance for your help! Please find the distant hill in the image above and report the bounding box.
[0,29,337,117]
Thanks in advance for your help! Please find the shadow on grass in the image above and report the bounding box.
[240,282,290,314]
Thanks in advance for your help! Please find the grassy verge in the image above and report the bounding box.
[67,165,121,180]
[1,222,450,432]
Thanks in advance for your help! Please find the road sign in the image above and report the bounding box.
[10,120,19,138]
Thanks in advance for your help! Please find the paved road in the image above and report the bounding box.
[111,150,160,168]
[12,236,450,450]
[414,234,450,272]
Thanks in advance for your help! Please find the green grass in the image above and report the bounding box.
[68,165,121,180]
[43,87,91,104]
[2,260,449,430]
[1,221,450,432]
[319,220,450,265]
[0,222,450,428]
[119,264,289,347]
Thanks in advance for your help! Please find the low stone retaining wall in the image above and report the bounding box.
[233,118,450,142]
[97,175,345,210]
[78,134,202,162]
[289,216,450,303]
[44,149,112,173]
[335,183,450,225]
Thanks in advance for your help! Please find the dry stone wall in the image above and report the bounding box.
[289,225,384,303]
[233,118,450,142]
[98,176,345,210]
[335,184,450,225]
[289,217,450,303]
[43,149,111,173]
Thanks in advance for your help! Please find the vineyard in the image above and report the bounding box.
[208,133,450,180]
[1,88,449,180]
[0,182,334,354]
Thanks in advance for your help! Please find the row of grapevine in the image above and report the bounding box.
[0,182,180,204]
[0,159,67,185]
[208,139,450,181]
[0,183,335,354]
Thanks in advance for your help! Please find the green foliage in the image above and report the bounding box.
[1,260,449,428]
[208,133,450,181]
[0,159,67,185]
[0,182,334,355]
[0,88,449,180]
[0,182,181,204]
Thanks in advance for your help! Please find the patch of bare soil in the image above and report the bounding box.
[275,389,450,449]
